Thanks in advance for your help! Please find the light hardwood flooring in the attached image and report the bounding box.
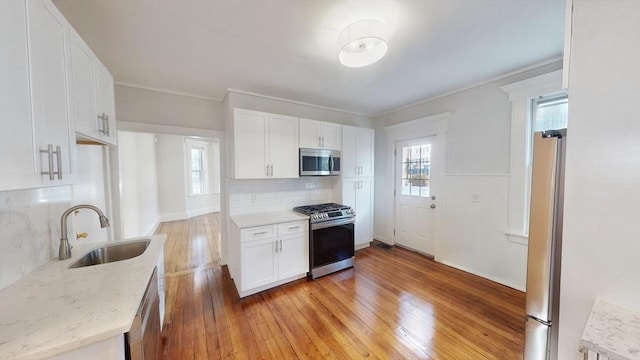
[156,213,526,359]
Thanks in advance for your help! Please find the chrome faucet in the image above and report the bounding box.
[59,205,110,260]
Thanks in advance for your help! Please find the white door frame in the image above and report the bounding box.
[382,113,449,260]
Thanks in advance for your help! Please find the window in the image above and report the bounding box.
[524,93,568,232]
[400,144,431,197]
[190,147,205,195]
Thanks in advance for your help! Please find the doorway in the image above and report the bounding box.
[394,136,440,257]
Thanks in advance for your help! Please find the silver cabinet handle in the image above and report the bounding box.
[318,136,322,147]
[288,226,300,230]
[104,114,110,136]
[98,113,107,134]
[41,144,55,180]
[253,231,268,236]
[321,136,325,147]
[266,165,270,177]
[55,145,62,179]
[279,239,283,252]
[270,164,274,177]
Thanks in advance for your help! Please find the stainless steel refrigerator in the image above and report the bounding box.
[524,129,567,360]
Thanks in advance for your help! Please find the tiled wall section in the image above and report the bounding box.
[229,177,338,215]
[0,146,108,290]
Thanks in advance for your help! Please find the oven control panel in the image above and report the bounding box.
[310,208,355,222]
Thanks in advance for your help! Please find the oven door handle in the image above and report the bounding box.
[311,217,355,230]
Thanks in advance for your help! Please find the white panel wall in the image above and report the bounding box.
[373,61,562,290]
[0,146,109,289]
[118,131,159,237]
[558,1,640,358]
[442,174,526,290]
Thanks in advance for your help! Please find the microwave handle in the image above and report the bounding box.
[329,156,334,173]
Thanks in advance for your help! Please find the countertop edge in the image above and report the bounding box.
[0,235,166,360]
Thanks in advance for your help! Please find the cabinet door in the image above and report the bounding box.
[299,118,321,148]
[356,128,374,177]
[241,237,278,291]
[268,113,298,178]
[0,0,37,191]
[320,122,342,151]
[278,234,308,279]
[342,178,357,210]
[234,109,268,179]
[95,62,117,145]
[27,0,75,184]
[355,178,374,246]
[69,29,99,141]
[342,125,358,177]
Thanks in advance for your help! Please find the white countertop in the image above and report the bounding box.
[231,210,309,228]
[0,235,165,360]
[580,300,640,360]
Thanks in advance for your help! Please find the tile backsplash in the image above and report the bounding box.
[229,177,338,215]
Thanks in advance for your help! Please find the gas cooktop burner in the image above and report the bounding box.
[293,202,355,223]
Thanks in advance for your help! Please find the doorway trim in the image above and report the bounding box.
[382,112,450,260]
[111,121,227,263]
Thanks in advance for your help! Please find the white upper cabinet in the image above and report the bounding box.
[299,118,342,150]
[94,62,117,145]
[233,108,299,179]
[342,125,374,178]
[0,0,35,190]
[0,0,77,191]
[69,28,117,145]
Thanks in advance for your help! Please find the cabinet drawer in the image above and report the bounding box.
[277,221,306,236]
[241,225,276,242]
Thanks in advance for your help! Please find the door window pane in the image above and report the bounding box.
[401,144,430,197]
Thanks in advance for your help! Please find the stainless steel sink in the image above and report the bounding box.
[68,240,151,268]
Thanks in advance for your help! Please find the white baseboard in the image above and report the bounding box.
[186,206,218,218]
[355,242,370,250]
[439,260,526,292]
[373,234,391,244]
[158,212,188,222]
[144,218,159,236]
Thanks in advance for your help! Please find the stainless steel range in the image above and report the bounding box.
[293,202,355,279]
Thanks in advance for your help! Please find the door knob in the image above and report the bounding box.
[430,204,436,209]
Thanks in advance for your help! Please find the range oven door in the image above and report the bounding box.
[310,218,355,278]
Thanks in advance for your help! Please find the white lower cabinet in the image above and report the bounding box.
[342,177,374,247]
[237,220,308,297]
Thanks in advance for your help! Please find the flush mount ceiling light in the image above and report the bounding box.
[338,19,388,68]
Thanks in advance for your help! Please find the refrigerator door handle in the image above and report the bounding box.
[524,317,551,360]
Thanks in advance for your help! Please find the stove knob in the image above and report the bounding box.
[324,213,328,218]
[312,214,317,220]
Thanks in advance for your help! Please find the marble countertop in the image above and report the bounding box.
[231,210,309,228]
[0,234,165,360]
[580,300,640,360]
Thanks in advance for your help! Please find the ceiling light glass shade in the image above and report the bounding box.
[338,19,388,68]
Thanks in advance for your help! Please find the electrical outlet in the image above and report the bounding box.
[471,193,480,203]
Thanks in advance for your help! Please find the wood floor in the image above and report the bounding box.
[156,213,526,359]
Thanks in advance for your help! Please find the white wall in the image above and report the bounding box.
[156,134,187,220]
[373,61,562,290]
[118,131,160,237]
[0,146,110,289]
[558,1,640,358]
[115,84,225,130]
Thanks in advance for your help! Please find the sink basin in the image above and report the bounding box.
[68,240,151,268]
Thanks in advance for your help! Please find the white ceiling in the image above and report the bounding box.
[53,0,565,116]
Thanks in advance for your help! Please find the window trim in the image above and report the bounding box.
[500,70,564,243]
[186,139,209,197]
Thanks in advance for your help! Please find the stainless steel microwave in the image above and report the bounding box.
[299,148,341,176]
